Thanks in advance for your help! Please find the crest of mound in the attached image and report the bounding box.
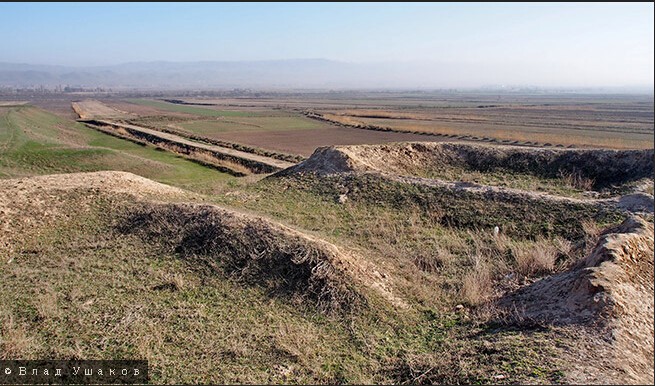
[0,171,188,199]
[0,171,192,228]
[277,142,654,190]
[499,216,654,384]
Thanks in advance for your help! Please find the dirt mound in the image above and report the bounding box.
[0,171,192,260]
[281,142,654,190]
[0,171,190,230]
[0,171,187,198]
[116,202,401,313]
[275,143,652,231]
[275,154,631,240]
[277,145,360,175]
[0,171,399,314]
[499,216,654,384]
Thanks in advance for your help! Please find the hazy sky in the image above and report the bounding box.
[1,2,653,87]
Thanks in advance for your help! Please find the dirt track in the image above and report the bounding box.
[97,120,295,169]
[73,100,296,174]
[92,119,295,172]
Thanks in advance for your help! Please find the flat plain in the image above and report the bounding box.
[99,92,654,155]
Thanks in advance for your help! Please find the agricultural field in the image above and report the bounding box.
[102,98,454,156]
[311,95,654,149]
[1,92,653,384]
[157,92,654,150]
[25,93,653,158]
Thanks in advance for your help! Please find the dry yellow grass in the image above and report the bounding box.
[193,150,252,176]
[582,219,603,256]
[511,240,558,277]
[558,170,595,191]
[35,290,60,320]
[0,314,38,359]
[461,258,493,306]
[321,112,653,150]
[412,247,455,272]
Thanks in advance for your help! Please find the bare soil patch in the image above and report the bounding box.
[307,94,654,150]
[207,126,450,157]
[0,101,28,107]
[72,99,134,120]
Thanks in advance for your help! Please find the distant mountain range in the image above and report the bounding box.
[0,59,421,89]
[0,59,652,92]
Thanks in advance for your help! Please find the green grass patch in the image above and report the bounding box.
[0,106,234,193]
[178,116,324,134]
[415,166,594,198]
[207,175,619,312]
[126,99,261,117]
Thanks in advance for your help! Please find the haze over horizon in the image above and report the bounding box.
[1,2,653,90]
